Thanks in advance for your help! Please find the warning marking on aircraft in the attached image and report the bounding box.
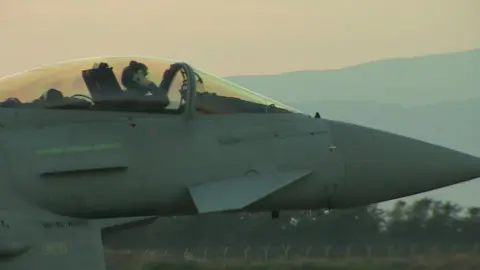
[41,242,68,256]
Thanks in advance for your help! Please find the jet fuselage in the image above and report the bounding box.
[1,108,479,219]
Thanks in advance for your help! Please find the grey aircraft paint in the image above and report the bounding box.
[0,56,479,270]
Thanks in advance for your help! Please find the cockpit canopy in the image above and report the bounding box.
[0,57,299,114]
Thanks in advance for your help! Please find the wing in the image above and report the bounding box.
[0,210,156,270]
[188,170,312,214]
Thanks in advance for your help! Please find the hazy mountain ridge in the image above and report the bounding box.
[226,49,480,106]
[225,50,480,208]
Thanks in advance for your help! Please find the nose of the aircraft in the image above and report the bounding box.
[325,119,480,206]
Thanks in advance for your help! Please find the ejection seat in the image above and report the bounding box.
[82,62,171,112]
[82,63,125,102]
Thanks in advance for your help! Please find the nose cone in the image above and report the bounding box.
[326,120,480,206]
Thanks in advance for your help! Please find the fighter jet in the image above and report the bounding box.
[0,56,479,270]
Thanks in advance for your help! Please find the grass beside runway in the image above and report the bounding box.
[105,251,480,270]
[142,259,479,270]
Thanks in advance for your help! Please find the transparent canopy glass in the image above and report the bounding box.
[0,56,300,114]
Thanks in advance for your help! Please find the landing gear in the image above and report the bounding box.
[271,210,279,219]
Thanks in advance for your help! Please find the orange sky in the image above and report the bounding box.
[1,0,479,76]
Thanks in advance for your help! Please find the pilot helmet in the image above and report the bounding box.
[121,61,149,89]
[1,97,21,108]
[41,88,64,103]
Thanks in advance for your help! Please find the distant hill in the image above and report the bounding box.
[286,98,480,154]
[226,49,480,106]
[226,50,480,208]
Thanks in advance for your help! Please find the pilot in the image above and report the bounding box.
[41,88,64,103]
[121,61,169,105]
[1,97,22,108]
[31,88,65,107]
